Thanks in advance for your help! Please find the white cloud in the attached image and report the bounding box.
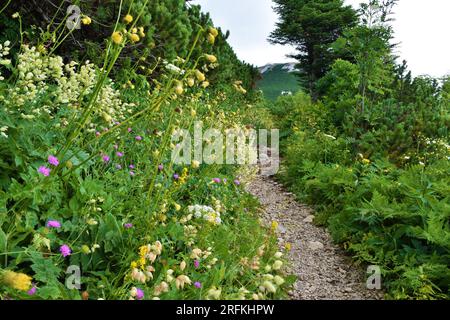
[192,0,450,77]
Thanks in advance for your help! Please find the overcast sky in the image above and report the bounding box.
[191,0,450,78]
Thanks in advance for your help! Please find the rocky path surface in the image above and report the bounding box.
[246,174,383,300]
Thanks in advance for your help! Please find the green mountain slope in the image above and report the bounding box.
[256,63,302,100]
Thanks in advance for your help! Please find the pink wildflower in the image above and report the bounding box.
[47,220,61,228]
[48,155,59,166]
[60,244,71,257]
[136,288,144,300]
[38,166,51,176]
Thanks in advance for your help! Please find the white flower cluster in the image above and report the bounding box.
[0,41,12,81]
[4,45,136,126]
[188,204,222,225]
[0,126,8,138]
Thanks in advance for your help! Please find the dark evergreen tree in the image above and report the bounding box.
[269,0,357,99]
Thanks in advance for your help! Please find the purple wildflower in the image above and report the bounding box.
[116,164,122,170]
[234,179,240,185]
[129,171,135,176]
[136,288,144,300]
[38,166,51,177]
[129,164,135,169]
[128,128,132,132]
[223,178,227,183]
[124,223,133,229]
[194,260,200,268]
[158,164,164,171]
[212,178,221,183]
[102,155,110,163]
[113,144,119,150]
[116,152,124,157]
[173,173,180,180]
[95,131,100,137]
[60,244,71,257]
[46,220,61,228]
[135,136,142,141]
[27,285,37,295]
[48,155,59,167]
[194,282,202,289]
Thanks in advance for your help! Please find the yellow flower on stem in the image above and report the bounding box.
[205,54,217,63]
[207,33,216,45]
[112,32,123,45]
[208,27,219,37]
[195,70,206,82]
[123,14,133,24]
[130,33,140,43]
[81,16,92,25]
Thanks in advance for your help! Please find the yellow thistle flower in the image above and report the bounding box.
[174,203,181,211]
[362,158,371,165]
[138,27,146,37]
[190,109,197,117]
[195,70,206,82]
[205,54,217,63]
[187,78,195,87]
[208,27,219,37]
[81,16,92,25]
[285,242,292,251]
[130,33,140,43]
[201,81,210,88]
[130,261,138,269]
[175,84,184,95]
[2,270,32,291]
[123,14,133,24]
[111,31,123,45]
[207,33,216,45]
[139,245,149,257]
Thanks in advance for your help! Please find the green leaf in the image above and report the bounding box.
[30,251,62,285]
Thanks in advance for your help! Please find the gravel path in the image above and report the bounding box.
[246,174,383,300]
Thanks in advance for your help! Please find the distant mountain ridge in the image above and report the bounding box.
[258,62,298,74]
[256,63,302,100]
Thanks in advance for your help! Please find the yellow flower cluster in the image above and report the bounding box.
[111,15,145,45]
[129,241,163,283]
[233,80,247,94]
[1,270,32,291]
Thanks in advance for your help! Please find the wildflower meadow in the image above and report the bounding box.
[0,1,292,300]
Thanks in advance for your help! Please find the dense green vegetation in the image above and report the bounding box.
[269,0,450,299]
[0,1,293,300]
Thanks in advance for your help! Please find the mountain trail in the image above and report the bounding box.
[246,173,384,300]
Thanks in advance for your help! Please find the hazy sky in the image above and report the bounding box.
[192,0,450,78]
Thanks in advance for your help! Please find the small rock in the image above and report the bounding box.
[308,241,324,250]
[303,215,315,223]
[344,287,353,293]
[278,225,287,234]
